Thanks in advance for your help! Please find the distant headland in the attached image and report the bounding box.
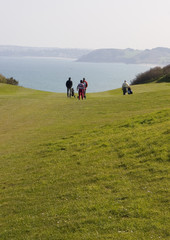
[77,47,170,65]
[0,45,170,65]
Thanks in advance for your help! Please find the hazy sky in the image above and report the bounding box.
[0,0,170,49]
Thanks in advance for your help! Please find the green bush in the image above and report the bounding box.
[157,74,170,83]
[0,74,18,85]
[0,74,7,83]
[6,77,19,85]
[162,64,170,75]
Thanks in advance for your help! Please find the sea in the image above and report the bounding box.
[0,57,156,93]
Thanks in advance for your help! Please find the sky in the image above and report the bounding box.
[0,0,170,50]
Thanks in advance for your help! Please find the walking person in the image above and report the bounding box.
[66,77,73,97]
[122,80,130,95]
[83,77,88,99]
[77,80,85,100]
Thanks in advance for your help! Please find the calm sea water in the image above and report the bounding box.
[0,57,155,93]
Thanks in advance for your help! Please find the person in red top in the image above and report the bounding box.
[83,78,88,99]
[77,80,85,100]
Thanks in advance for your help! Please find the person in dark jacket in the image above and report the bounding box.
[66,77,73,97]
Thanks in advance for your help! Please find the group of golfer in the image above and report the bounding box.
[66,77,88,100]
[66,78,132,99]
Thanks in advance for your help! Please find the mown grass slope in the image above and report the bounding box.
[0,83,170,240]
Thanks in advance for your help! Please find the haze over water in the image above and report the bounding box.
[0,57,155,93]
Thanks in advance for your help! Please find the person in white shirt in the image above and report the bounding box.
[122,80,130,95]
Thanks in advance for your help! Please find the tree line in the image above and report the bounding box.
[131,64,170,85]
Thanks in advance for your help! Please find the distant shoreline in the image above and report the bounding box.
[0,56,77,61]
[0,45,170,65]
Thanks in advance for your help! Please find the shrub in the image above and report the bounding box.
[0,74,7,83]
[162,64,170,75]
[157,74,170,83]
[0,74,19,85]
[6,77,19,85]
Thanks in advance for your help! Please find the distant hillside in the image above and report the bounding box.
[131,47,170,64]
[77,47,170,64]
[0,45,91,59]
[77,48,142,63]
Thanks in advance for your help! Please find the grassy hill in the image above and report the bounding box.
[0,83,170,240]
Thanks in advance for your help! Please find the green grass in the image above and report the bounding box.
[0,82,170,240]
